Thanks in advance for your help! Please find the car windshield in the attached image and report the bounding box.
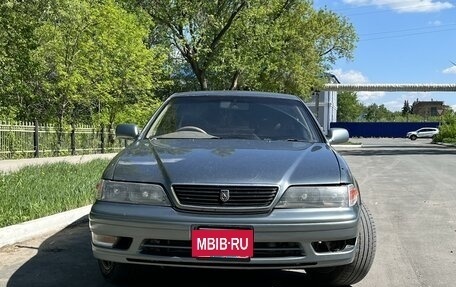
[145,95,321,142]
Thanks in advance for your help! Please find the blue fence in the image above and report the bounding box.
[330,122,440,138]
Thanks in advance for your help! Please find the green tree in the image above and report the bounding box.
[363,103,393,122]
[1,0,358,125]
[208,2,357,97]
[30,0,169,129]
[434,110,456,143]
[31,0,96,134]
[401,100,411,116]
[132,0,357,97]
[135,0,249,90]
[1,0,169,128]
[337,91,363,121]
[0,0,47,121]
[84,0,170,129]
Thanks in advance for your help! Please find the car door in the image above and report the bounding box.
[417,128,432,138]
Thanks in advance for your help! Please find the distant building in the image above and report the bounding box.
[306,73,339,134]
[411,99,448,117]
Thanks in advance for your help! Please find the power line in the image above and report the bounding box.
[360,27,456,41]
[316,2,456,40]
[324,83,456,92]
[358,22,456,36]
[318,1,455,16]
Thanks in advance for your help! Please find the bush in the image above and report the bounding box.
[434,112,456,143]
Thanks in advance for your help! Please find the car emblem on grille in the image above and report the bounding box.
[220,189,230,203]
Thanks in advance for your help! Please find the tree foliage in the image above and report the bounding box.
[0,0,169,129]
[434,110,456,143]
[133,0,358,99]
[1,0,358,125]
[337,91,363,121]
[0,0,45,120]
[363,103,393,122]
[401,100,411,116]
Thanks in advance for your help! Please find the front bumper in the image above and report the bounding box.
[89,202,359,269]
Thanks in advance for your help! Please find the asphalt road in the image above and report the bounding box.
[1,138,455,287]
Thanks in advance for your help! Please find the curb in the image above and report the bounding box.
[435,142,456,147]
[333,144,363,148]
[0,205,92,249]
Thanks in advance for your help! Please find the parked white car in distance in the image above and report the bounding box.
[406,127,439,140]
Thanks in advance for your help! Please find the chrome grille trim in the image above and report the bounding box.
[172,185,278,208]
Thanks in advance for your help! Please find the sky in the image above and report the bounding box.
[313,0,456,112]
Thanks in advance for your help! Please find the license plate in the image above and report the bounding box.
[191,228,254,259]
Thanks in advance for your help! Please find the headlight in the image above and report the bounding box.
[97,180,171,206]
[275,184,359,208]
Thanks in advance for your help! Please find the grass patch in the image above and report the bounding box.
[0,159,110,228]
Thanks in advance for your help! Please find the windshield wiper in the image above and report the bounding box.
[286,138,309,142]
[151,131,220,140]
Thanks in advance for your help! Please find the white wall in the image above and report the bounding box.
[306,90,338,135]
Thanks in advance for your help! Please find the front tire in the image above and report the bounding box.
[410,135,417,140]
[98,260,132,284]
[307,204,377,286]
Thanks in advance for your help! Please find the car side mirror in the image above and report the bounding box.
[116,124,140,140]
[327,128,349,144]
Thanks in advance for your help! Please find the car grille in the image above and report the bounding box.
[172,185,278,208]
[140,239,304,258]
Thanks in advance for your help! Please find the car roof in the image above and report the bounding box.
[169,90,302,100]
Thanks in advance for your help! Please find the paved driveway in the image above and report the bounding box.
[336,137,456,287]
[1,138,455,287]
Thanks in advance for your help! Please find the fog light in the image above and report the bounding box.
[92,234,119,248]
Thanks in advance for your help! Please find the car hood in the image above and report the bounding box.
[105,139,346,186]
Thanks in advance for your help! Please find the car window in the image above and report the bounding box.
[146,96,321,142]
